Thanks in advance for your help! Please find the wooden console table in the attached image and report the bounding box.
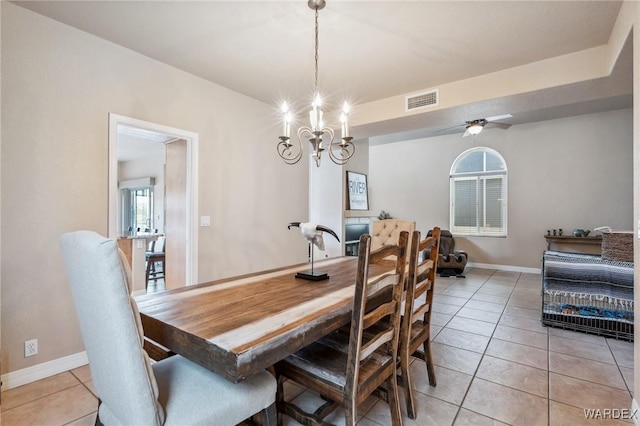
[544,235,602,255]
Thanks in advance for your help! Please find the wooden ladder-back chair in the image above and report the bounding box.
[275,231,409,426]
[399,227,441,419]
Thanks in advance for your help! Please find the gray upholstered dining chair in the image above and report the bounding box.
[60,230,277,426]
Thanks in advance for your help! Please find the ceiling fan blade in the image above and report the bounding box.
[485,114,513,122]
[436,123,467,133]
[484,122,511,130]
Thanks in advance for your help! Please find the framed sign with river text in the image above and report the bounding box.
[346,171,369,211]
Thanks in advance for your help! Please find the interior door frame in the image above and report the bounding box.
[108,113,199,286]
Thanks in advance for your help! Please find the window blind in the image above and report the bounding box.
[450,148,507,236]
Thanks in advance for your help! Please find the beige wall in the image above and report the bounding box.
[369,108,633,269]
[0,3,309,375]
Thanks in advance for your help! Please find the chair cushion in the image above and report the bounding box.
[153,356,276,426]
[99,356,275,425]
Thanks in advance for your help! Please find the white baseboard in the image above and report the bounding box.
[1,351,88,391]
[467,262,541,275]
[632,398,640,426]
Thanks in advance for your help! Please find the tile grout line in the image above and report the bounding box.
[448,270,560,425]
[605,338,635,398]
[405,271,489,423]
[0,372,85,415]
[449,268,507,425]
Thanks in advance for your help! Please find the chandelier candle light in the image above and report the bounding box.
[277,0,355,167]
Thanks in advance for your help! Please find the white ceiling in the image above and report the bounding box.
[14,0,632,141]
[117,125,175,162]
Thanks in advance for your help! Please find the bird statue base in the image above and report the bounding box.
[295,270,329,281]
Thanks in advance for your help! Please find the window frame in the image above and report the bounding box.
[449,147,507,237]
[121,186,154,234]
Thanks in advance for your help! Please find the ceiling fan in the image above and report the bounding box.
[441,114,513,137]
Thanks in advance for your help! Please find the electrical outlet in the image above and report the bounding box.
[24,339,38,357]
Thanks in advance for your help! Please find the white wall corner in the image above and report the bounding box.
[1,351,88,391]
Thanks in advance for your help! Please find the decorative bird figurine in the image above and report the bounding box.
[288,222,340,281]
[288,222,340,251]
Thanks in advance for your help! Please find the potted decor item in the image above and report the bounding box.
[573,229,591,237]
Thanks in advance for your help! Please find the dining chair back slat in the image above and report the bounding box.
[362,299,396,328]
[358,328,394,361]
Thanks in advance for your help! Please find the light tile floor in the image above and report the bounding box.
[1,268,635,425]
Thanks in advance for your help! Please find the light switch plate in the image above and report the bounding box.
[200,216,211,227]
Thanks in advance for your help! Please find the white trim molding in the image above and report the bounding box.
[632,398,640,426]
[1,352,88,391]
[466,262,541,275]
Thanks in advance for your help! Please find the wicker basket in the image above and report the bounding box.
[601,231,634,262]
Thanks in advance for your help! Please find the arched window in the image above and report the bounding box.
[450,147,507,236]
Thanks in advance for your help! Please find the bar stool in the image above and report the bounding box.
[146,237,165,288]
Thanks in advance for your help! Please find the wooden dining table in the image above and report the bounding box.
[136,256,397,383]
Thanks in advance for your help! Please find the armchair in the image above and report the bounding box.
[427,229,467,277]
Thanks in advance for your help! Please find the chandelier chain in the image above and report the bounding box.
[314,6,319,95]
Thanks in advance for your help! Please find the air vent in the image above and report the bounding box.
[406,89,439,112]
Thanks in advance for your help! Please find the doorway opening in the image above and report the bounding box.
[108,114,199,290]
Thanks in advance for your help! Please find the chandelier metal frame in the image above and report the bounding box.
[277,0,355,167]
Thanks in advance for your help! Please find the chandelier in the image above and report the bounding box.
[277,0,355,167]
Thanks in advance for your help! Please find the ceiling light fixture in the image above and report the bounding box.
[465,120,485,135]
[277,0,355,167]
